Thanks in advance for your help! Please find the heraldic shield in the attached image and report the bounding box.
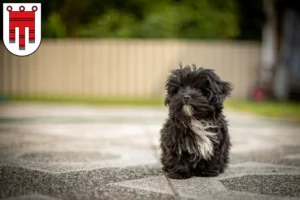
[3,3,41,56]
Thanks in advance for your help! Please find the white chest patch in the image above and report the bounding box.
[187,119,218,160]
[183,105,194,117]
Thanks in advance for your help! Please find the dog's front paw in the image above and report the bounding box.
[166,172,191,179]
[199,170,220,177]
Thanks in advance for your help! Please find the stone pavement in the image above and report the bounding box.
[0,102,300,200]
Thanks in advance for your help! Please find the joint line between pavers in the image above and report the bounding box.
[163,171,182,200]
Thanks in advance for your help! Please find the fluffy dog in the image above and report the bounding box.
[160,64,233,179]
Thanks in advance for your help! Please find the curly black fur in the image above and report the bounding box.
[160,64,233,179]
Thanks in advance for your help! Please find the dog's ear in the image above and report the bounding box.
[215,80,233,104]
[201,69,233,104]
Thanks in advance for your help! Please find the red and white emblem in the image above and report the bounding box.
[3,3,41,56]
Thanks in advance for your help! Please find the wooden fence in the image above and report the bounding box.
[0,39,261,100]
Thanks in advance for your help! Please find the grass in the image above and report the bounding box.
[225,100,300,122]
[2,95,300,122]
[1,95,164,107]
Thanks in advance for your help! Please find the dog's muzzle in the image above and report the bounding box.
[183,95,191,104]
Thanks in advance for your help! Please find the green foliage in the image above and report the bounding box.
[175,0,239,39]
[77,0,239,39]
[138,2,184,38]
[59,0,93,36]
[40,0,262,40]
[77,9,139,38]
[42,13,67,38]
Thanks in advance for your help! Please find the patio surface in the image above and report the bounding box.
[0,102,300,200]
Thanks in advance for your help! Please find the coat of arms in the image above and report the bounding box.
[2,3,41,56]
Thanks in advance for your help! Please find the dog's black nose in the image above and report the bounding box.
[183,95,191,101]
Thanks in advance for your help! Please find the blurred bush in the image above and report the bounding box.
[77,0,240,39]
[42,13,67,38]
[77,9,139,38]
[0,0,264,40]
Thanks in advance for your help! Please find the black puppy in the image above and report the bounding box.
[160,64,233,179]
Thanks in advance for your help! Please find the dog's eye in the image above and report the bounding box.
[196,89,202,93]
[169,87,178,94]
[198,88,209,97]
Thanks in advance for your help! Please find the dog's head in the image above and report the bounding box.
[165,64,233,123]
